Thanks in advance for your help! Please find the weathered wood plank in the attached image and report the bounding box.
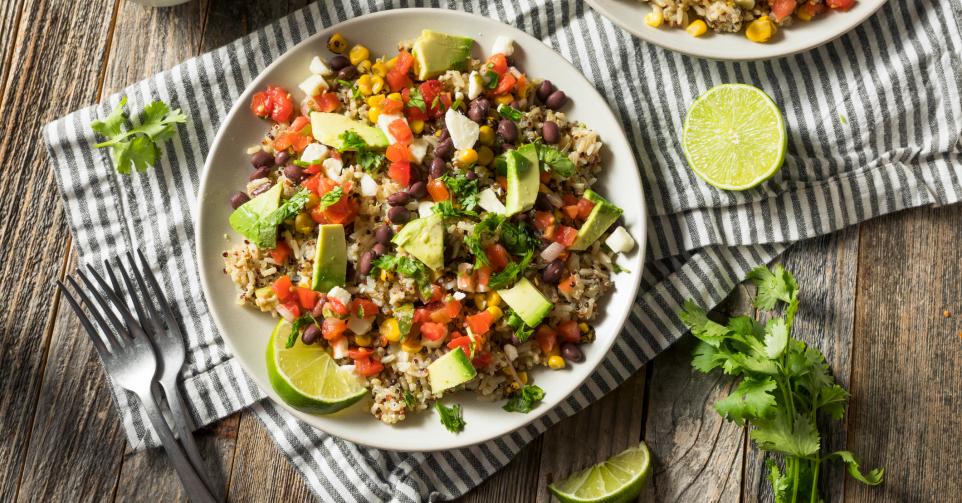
[0,0,24,103]
[459,437,545,503]
[0,0,118,500]
[225,411,316,502]
[742,227,861,502]
[846,205,962,501]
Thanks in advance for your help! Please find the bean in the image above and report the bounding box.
[546,90,568,110]
[229,191,249,209]
[429,157,447,179]
[536,80,556,102]
[465,171,478,181]
[274,150,290,166]
[468,98,490,123]
[408,181,427,199]
[500,143,515,152]
[250,183,273,197]
[358,250,374,276]
[337,65,358,81]
[438,128,450,142]
[345,260,355,281]
[250,150,274,168]
[561,343,584,363]
[374,224,394,244]
[283,164,304,183]
[249,166,271,181]
[542,121,560,144]
[542,259,564,284]
[302,324,322,345]
[434,138,454,160]
[329,55,350,71]
[388,206,411,224]
[372,243,387,257]
[387,192,411,206]
[497,119,518,143]
[535,193,553,211]
[311,300,326,318]
[407,166,423,184]
[510,99,524,110]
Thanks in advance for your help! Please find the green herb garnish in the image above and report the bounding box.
[403,391,416,410]
[439,172,480,210]
[497,103,524,122]
[432,200,479,219]
[370,255,434,299]
[319,186,344,208]
[506,310,534,342]
[435,401,466,432]
[503,385,545,413]
[488,250,534,290]
[339,130,385,172]
[484,70,499,89]
[245,189,311,248]
[408,87,426,113]
[91,96,187,174]
[537,144,576,178]
[285,314,319,349]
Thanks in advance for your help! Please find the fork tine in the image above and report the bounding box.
[75,270,128,349]
[115,255,151,332]
[127,251,163,330]
[86,263,141,337]
[66,275,122,350]
[58,280,111,357]
[135,249,177,331]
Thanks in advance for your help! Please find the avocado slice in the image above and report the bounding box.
[392,214,445,271]
[228,183,283,244]
[569,190,624,251]
[310,112,388,150]
[412,29,474,80]
[428,347,477,394]
[311,224,347,292]
[498,277,554,327]
[504,144,540,216]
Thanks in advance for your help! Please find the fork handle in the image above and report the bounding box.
[138,391,219,503]
[158,378,221,499]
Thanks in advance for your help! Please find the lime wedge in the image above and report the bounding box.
[266,320,367,414]
[548,442,651,503]
[682,84,787,191]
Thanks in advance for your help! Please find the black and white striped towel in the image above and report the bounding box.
[43,0,961,501]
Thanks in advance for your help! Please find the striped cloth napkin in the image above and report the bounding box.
[43,0,961,501]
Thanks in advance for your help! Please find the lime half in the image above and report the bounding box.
[549,442,652,503]
[682,84,787,191]
[266,320,367,414]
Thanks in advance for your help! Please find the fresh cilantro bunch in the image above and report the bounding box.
[91,96,187,174]
[680,265,883,503]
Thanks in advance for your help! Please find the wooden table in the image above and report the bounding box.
[2,1,960,501]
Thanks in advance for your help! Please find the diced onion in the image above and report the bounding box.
[605,226,636,253]
[276,304,297,322]
[332,337,349,359]
[347,316,373,335]
[478,188,506,214]
[545,192,563,208]
[359,174,378,196]
[541,241,565,262]
[327,286,352,306]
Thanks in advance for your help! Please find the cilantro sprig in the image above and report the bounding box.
[339,130,385,173]
[91,96,187,174]
[503,385,544,413]
[679,265,883,503]
[434,401,465,433]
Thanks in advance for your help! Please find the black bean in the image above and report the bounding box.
[329,55,350,71]
[500,143,515,152]
[562,343,584,363]
[510,99,523,110]
[358,250,374,276]
[283,164,304,183]
[229,191,249,209]
[337,65,358,81]
[465,171,478,181]
[542,121,560,144]
[546,90,568,110]
[302,324,322,345]
[274,150,290,166]
[542,259,564,284]
[512,212,528,222]
[467,98,490,123]
[250,150,274,168]
[536,80,556,102]
[388,206,411,224]
[497,119,518,143]
[249,166,271,181]
[407,166,423,184]
[429,157,447,179]
[535,193,553,211]
[250,183,273,197]
[408,181,427,199]
[311,299,327,318]
[438,128,450,142]
[374,224,394,244]
[387,192,411,206]
[345,260,355,281]
[434,138,454,160]
[372,243,387,257]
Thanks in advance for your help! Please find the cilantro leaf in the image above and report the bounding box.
[395,303,414,339]
[319,186,344,208]
[408,87,426,112]
[505,310,535,342]
[679,299,730,348]
[763,318,789,359]
[434,401,466,432]
[440,172,480,211]
[824,451,884,485]
[339,130,385,172]
[766,459,791,503]
[91,96,187,174]
[465,213,505,268]
[502,385,545,413]
[403,391,416,410]
[488,250,534,290]
[750,412,821,458]
[484,70,499,89]
[371,255,433,299]
[432,200,479,219]
[244,189,311,248]
[537,144,576,178]
[714,377,777,425]
[497,103,523,122]
[499,221,540,256]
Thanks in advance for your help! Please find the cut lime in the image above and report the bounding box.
[682,84,787,191]
[266,320,367,414]
[549,442,652,503]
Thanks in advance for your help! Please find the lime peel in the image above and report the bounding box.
[548,442,651,503]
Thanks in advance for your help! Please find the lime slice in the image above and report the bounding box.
[266,320,367,414]
[682,84,787,191]
[548,442,651,503]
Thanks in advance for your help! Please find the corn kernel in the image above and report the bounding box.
[745,16,776,43]
[487,305,503,322]
[367,106,382,124]
[644,6,664,28]
[327,33,348,54]
[410,118,425,134]
[294,212,315,234]
[578,322,590,333]
[305,193,321,209]
[354,333,372,347]
[547,355,566,369]
[372,60,388,77]
[357,74,373,96]
[367,94,386,108]
[518,371,528,384]
[370,75,385,95]
[387,92,402,102]
[386,56,397,70]
[254,286,275,300]
[494,94,514,105]
[474,293,486,310]
[477,146,494,166]
[379,269,394,282]
[487,292,501,307]
[401,336,422,353]
[456,148,478,166]
[349,45,370,65]
[478,125,495,146]
[510,381,520,391]
[687,19,707,37]
[380,318,401,342]
[356,59,372,74]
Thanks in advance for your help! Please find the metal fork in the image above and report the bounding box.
[58,264,217,503]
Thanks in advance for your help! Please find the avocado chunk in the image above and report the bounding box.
[228,183,282,244]
[504,144,540,216]
[497,277,554,327]
[412,29,474,80]
[428,347,477,394]
[392,214,445,271]
[311,224,347,292]
[310,112,388,150]
[570,190,624,251]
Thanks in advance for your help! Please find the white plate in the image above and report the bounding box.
[586,0,888,61]
[196,8,646,451]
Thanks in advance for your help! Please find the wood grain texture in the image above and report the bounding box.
[0,0,24,102]
[226,411,316,502]
[0,0,118,500]
[847,205,962,501]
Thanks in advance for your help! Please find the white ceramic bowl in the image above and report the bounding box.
[196,8,646,451]
[586,0,888,61]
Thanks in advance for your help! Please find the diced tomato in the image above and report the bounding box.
[321,318,347,340]
[457,271,476,292]
[465,310,495,336]
[272,275,294,302]
[386,70,412,92]
[535,325,558,354]
[576,198,595,220]
[444,300,462,318]
[394,50,415,74]
[250,92,269,119]
[414,308,434,324]
[326,297,349,317]
[475,266,491,290]
[438,92,452,111]
[430,307,451,324]
[315,92,341,113]
[354,357,384,376]
[554,225,579,247]
[427,178,450,201]
[562,194,579,206]
[557,320,581,343]
[472,350,492,368]
[270,241,291,265]
[447,333,472,354]
[558,275,576,295]
[827,0,855,9]
[250,85,295,123]
[771,0,797,21]
[487,53,508,76]
[405,106,428,122]
[296,287,318,311]
[494,73,517,95]
[386,143,412,163]
[350,298,379,319]
[400,87,412,104]
[312,195,359,225]
[496,176,508,192]
[382,97,404,114]
[419,322,448,342]
[348,347,373,360]
[388,119,413,144]
[302,164,321,176]
[429,284,443,303]
[484,244,510,272]
[273,131,311,153]
[419,80,443,116]
[562,205,580,220]
[534,211,556,231]
[388,161,411,187]
[290,115,310,133]
[540,171,552,183]
[280,301,301,320]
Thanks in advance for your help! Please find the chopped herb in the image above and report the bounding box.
[285,314,319,349]
[371,255,434,299]
[450,97,463,111]
[395,303,415,338]
[484,70,499,89]
[503,385,545,413]
[497,103,524,122]
[431,95,442,110]
[403,391,416,409]
[292,159,315,167]
[488,250,534,290]
[408,87,426,112]
[91,96,187,174]
[245,189,311,248]
[537,144,576,178]
[336,79,354,89]
[612,263,631,274]
[339,130,385,172]
[499,220,540,256]
[432,200,478,219]
[506,310,534,342]
[464,213,505,268]
[435,401,466,432]
[439,171,480,211]
[319,186,344,208]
